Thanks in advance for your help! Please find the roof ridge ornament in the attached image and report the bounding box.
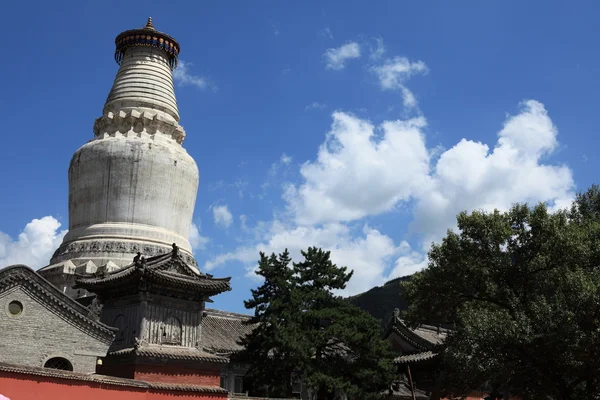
[143,17,155,31]
[171,243,179,258]
[134,252,146,270]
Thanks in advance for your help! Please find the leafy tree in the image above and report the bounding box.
[236,247,396,399]
[403,186,600,400]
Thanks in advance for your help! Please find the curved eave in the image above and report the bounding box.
[393,350,438,365]
[76,269,231,296]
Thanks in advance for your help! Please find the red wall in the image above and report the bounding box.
[134,364,221,386]
[0,372,227,400]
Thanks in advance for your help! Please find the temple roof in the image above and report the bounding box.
[0,265,116,343]
[110,344,229,364]
[75,245,231,299]
[201,308,257,355]
[384,310,449,365]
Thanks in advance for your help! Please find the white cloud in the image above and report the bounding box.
[369,37,386,60]
[305,102,327,111]
[208,99,574,293]
[285,112,430,225]
[0,216,67,269]
[411,100,573,247]
[371,56,428,108]
[212,205,233,228]
[189,223,209,252]
[323,42,361,70]
[173,60,216,91]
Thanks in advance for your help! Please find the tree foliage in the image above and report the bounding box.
[403,185,600,400]
[236,247,396,400]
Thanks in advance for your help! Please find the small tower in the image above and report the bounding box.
[40,18,200,296]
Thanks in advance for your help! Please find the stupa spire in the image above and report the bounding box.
[144,16,155,30]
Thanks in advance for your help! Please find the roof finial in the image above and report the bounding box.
[144,17,155,30]
[172,243,179,257]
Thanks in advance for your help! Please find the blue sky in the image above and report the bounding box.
[1,1,599,313]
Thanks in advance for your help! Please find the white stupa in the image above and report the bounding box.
[39,18,200,296]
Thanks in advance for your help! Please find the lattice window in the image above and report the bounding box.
[44,357,73,371]
[162,316,182,345]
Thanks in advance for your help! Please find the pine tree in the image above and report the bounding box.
[234,250,300,397]
[236,247,396,399]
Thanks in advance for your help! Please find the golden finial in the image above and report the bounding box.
[144,17,155,30]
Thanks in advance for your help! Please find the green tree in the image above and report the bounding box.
[235,250,300,397]
[237,247,396,399]
[403,186,600,400]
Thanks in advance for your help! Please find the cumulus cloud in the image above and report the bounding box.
[173,60,216,91]
[323,42,361,70]
[411,100,573,246]
[0,216,67,269]
[189,223,209,252]
[207,99,574,293]
[212,205,233,228]
[371,56,428,108]
[285,112,430,225]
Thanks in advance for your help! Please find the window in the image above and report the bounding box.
[8,301,23,316]
[44,357,73,371]
[162,316,182,345]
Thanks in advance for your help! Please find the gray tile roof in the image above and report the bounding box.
[110,345,229,363]
[0,362,227,393]
[201,308,257,354]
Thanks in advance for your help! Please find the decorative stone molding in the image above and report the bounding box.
[93,110,186,144]
[51,240,198,268]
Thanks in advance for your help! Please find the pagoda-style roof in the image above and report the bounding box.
[75,244,231,300]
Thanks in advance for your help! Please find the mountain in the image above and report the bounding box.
[347,276,412,323]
